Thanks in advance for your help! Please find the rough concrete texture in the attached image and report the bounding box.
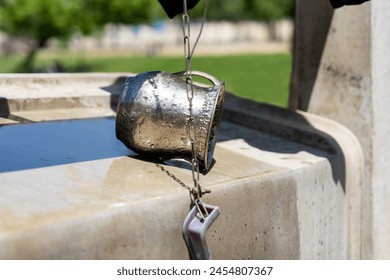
[290,0,390,259]
[0,74,363,259]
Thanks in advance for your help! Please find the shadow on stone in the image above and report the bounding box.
[0,97,34,124]
[100,76,128,112]
[289,2,334,110]
[221,93,347,193]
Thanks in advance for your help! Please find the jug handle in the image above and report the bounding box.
[173,71,220,87]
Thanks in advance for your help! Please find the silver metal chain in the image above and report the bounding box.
[181,4,219,259]
[182,0,209,204]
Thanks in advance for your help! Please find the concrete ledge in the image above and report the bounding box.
[0,73,127,123]
[0,74,364,259]
[223,94,364,259]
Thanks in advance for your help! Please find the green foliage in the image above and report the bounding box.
[190,0,293,21]
[0,0,293,48]
[0,0,154,47]
[82,0,153,26]
[251,0,294,21]
[0,0,85,46]
[0,0,154,71]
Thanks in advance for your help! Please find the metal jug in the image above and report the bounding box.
[116,71,225,172]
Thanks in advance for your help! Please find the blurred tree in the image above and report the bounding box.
[190,0,293,21]
[189,0,292,41]
[245,0,293,21]
[83,0,153,25]
[250,0,293,41]
[0,0,153,72]
[190,0,241,21]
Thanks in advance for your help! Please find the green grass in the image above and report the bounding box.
[0,52,292,107]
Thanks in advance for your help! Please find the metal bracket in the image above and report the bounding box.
[182,202,220,260]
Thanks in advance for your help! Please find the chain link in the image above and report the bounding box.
[182,0,209,203]
[156,163,191,192]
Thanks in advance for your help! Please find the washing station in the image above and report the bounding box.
[0,71,363,259]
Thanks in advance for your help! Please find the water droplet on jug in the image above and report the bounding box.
[146,140,155,149]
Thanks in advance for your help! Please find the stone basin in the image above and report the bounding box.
[0,74,363,259]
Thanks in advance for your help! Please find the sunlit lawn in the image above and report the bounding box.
[0,52,291,107]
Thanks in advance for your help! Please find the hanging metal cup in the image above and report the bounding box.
[116,71,225,172]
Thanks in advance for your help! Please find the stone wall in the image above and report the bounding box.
[290,0,390,259]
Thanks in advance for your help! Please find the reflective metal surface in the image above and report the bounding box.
[116,71,225,172]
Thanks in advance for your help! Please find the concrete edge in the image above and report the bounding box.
[0,73,131,113]
[298,110,364,259]
[223,94,364,259]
